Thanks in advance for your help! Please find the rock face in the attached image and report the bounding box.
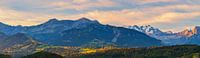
[0,18,162,48]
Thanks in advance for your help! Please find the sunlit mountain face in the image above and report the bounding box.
[0,0,200,58]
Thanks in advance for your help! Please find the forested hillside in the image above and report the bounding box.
[79,45,200,58]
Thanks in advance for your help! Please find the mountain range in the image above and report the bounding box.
[0,17,200,49]
[1,18,200,58]
[0,18,161,49]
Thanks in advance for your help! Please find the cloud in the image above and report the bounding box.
[142,4,200,12]
[133,0,177,4]
[147,12,200,24]
[1,3,200,26]
[0,6,71,26]
[74,10,200,26]
[42,0,117,10]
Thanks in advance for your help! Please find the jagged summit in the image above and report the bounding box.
[177,26,200,37]
[128,25,162,35]
[177,29,194,37]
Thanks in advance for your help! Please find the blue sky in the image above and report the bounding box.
[0,0,200,32]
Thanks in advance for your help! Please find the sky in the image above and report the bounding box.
[0,0,200,32]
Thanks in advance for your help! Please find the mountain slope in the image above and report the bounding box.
[60,24,161,47]
[0,32,8,42]
[0,33,43,58]
[0,33,40,49]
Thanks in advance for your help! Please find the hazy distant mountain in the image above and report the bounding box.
[0,18,162,47]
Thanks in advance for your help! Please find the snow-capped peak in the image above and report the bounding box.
[128,25,162,35]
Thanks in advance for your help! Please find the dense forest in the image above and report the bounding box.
[21,51,63,58]
[0,54,10,58]
[2,45,200,58]
[79,45,200,58]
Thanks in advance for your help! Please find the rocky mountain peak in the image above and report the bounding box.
[192,26,200,34]
[128,25,162,35]
[177,29,194,37]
